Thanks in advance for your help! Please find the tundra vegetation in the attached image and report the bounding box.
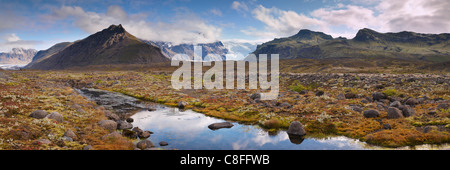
[0,66,448,149]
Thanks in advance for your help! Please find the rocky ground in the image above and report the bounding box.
[0,70,448,149]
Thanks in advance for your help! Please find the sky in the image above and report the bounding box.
[0,0,449,52]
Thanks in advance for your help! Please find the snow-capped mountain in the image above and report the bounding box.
[0,48,37,64]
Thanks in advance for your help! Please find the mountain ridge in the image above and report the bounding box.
[26,24,169,70]
[0,48,37,64]
[143,40,229,61]
[252,28,450,62]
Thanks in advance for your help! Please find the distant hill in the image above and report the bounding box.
[143,40,229,61]
[26,24,168,70]
[26,42,72,68]
[253,28,450,62]
[0,48,37,64]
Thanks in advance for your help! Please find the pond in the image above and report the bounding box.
[131,106,377,150]
[77,88,448,150]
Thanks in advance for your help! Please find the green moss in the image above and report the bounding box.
[382,89,397,96]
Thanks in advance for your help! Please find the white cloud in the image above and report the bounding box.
[5,33,20,42]
[209,8,223,17]
[246,0,450,40]
[231,1,249,12]
[244,5,327,38]
[375,0,450,33]
[0,33,41,52]
[311,5,377,30]
[45,5,222,45]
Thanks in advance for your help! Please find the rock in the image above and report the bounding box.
[250,93,261,100]
[363,110,380,118]
[405,98,419,106]
[375,84,385,89]
[279,102,292,108]
[139,131,152,139]
[105,111,120,121]
[436,78,445,84]
[389,101,402,108]
[361,99,369,103]
[132,127,143,134]
[159,141,169,146]
[286,121,306,136]
[208,122,234,130]
[336,94,345,100]
[417,97,428,104]
[398,105,415,117]
[98,120,117,131]
[383,123,392,130]
[126,117,134,123]
[372,92,387,101]
[387,107,404,119]
[178,101,188,109]
[62,136,73,142]
[287,134,305,145]
[345,92,357,99]
[315,90,324,96]
[437,103,448,110]
[117,120,133,130]
[46,112,63,123]
[428,111,437,115]
[83,145,93,150]
[122,129,138,138]
[299,90,308,95]
[63,130,78,140]
[136,140,155,150]
[352,106,363,112]
[29,110,48,119]
[34,139,52,145]
[376,103,386,111]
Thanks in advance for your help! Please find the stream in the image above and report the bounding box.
[77,88,449,150]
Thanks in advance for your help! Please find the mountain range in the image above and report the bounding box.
[252,28,450,62]
[0,48,37,64]
[20,25,450,70]
[26,24,168,70]
[143,40,228,61]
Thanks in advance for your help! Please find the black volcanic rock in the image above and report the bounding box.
[27,24,168,70]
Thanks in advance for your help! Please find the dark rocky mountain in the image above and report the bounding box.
[143,40,228,61]
[26,42,72,68]
[0,48,37,64]
[26,24,168,70]
[253,28,450,62]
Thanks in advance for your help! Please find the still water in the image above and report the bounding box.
[78,88,448,150]
[131,106,376,150]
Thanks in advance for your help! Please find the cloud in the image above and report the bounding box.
[45,5,222,45]
[0,33,41,52]
[244,5,326,38]
[209,8,223,17]
[0,11,26,32]
[311,5,377,30]
[231,1,249,12]
[245,0,450,40]
[375,0,450,33]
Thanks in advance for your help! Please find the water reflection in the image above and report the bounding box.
[131,107,377,150]
[78,88,449,150]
